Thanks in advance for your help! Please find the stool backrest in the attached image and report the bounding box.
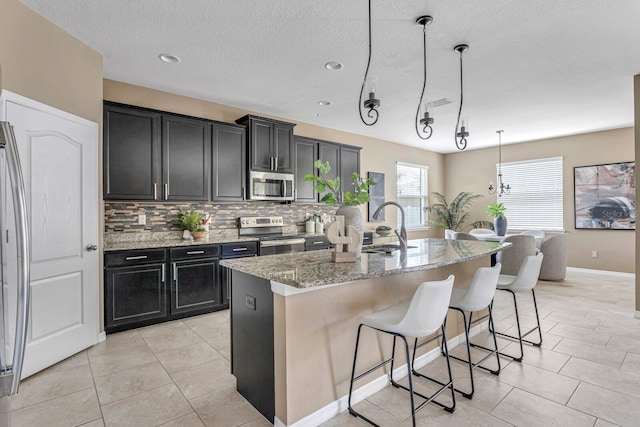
[507,253,544,292]
[496,234,537,275]
[398,275,454,337]
[455,263,502,312]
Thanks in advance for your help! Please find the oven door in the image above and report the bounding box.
[259,238,305,256]
[249,171,294,201]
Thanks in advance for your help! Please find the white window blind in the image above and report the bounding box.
[396,162,428,230]
[499,157,564,231]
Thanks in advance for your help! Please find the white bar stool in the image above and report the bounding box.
[347,275,456,426]
[492,253,544,362]
[443,263,502,399]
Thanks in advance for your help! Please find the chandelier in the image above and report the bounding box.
[358,0,380,126]
[454,44,469,150]
[488,130,511,196]
[415,15,434,139]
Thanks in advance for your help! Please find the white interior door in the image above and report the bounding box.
[2,91,99,378]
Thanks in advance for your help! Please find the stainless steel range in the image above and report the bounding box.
[238,216,305,256]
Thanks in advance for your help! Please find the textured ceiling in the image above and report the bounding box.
[20,0,640,153]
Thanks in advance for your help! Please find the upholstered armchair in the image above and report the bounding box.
[496,234,537,276]
[539,233,568,281]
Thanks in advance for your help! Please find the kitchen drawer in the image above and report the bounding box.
[305,235,329,251]
[170,245,220,260]
[105,248,167,267]
[221,241,258,258]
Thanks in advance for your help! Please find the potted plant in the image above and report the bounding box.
[425,191,491,233]
[174,208,209,240]
[487,202,508,236]
[305,160,376,256]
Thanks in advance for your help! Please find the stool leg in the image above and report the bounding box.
[531,289,543,347]
[441,325,457,413]
[389,336,399,387]
[348,324,365,415]
[401,336,417,427]
[488,304,502,375]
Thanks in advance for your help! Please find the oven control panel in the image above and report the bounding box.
[239,216,284,228]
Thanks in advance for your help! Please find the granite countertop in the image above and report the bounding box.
[103,232,329,252]
[220,238,510,290]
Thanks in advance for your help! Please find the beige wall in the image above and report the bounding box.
[104,79,445,238]
[444,127,635,273]
[0,0,103,124]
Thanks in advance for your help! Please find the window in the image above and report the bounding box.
[499,157,563,231]
[396,162,428,230]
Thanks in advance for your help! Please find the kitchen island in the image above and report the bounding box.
[221,238,509,426]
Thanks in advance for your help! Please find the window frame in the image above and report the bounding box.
[396,161,429,231]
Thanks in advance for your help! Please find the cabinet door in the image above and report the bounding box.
[170,258,220,315]
[105,263,167,332]
[294,137,318,202]
[273,123,294,173]
[212,123,246,201]
[318,141,340,195]
[162,115,211,201]
[339,146,361,196]
[104,104,161,200]
[250,119,273,171]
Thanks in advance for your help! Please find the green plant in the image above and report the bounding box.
[424,191,484,231]
[304,160,376,206]
[486,202,507,220]
[173,208,207,232]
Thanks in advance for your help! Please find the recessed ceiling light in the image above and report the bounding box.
[318,101,332,106]
[159,54,181,63]
[324,61,343,70]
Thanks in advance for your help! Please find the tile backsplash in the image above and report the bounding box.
[104,201,338,236]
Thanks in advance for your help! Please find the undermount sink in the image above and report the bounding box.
[362,244,418,254]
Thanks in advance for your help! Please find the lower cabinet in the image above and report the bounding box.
[105,245,224,334]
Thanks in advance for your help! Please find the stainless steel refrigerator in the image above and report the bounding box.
[0,120,31,421]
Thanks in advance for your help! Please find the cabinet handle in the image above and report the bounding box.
[172,262,177,281]
[125,255,148,261]
[269,156,273,171]
[161,264,165,283]
[242,186,246,201]
[186,250,205,255]
[232,247,248,252]
[153,182,157,200]
[227,268,231,301]
[312,241,325,245]
[274,156,278,171]
[164,183,169,200]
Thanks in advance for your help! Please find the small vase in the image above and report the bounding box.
[183,230,193,240]
[335,205,364,257]
[190,231,209,241]
[494,217,507,237]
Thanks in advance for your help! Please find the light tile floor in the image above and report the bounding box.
[5,269,638,426]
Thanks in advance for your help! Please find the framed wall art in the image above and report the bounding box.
[574,161,635,230]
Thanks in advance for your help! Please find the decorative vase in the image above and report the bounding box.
[183,230,193,240]
[494,217,507,237]
[335,205,364,257]
[190,231,209,241]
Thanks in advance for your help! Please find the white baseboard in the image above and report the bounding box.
[566,267,635,279]
[98,331,107,343]
[635,311,640,320]
[276,321,489,427]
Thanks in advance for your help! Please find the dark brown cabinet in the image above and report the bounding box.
[104,104,161,200]
[294,137,318,202]
[317,141,362,200]
[104,249,167,333]
[212,123,247,201]
[169,245,220,316]
[162,115,211,201]
[104,103,212,201]
[236,115,295,173]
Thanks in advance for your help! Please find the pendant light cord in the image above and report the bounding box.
[359,0,378,126]
[454,50,467,150]
[415,22,432,139]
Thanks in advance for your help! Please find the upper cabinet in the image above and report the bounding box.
[104,103,211,201]
[318,141,361,198]
[104,104,161,200]
[236,115,295,173]
[162,114,211,201]
[294,137,318,203]
[212,123,247,201]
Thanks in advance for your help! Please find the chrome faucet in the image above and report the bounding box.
[373,201,408,251]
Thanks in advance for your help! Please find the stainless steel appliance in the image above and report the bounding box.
[248,171,294,202]
[0,121,31,400]
[238,216,305,255]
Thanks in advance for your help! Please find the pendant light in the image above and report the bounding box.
[358,0,380,126]
[454,44,469,150]
[488,130,511,197]
[415,15,434,139]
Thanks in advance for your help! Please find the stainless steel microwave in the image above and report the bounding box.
[248,170,295,201]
